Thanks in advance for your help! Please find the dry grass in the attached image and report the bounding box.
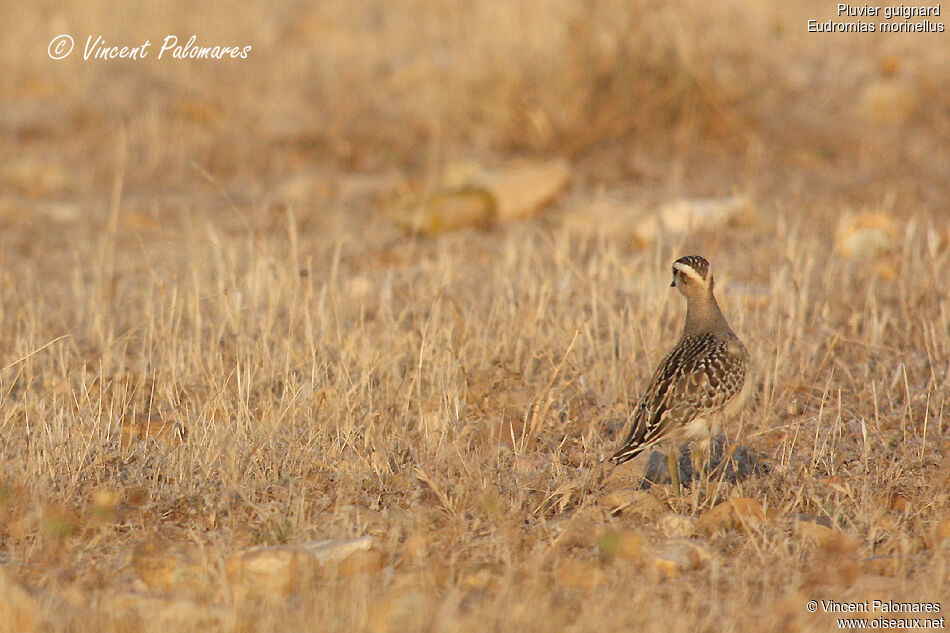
[1,1,949,631]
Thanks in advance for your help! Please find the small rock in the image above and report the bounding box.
[401,189,495,235]
[794,518,858,554]
[634,194,754,243]
[795,519,833,544]
[836,212,898,260]
[652,539,711,577]
[657,513,695,538]
[599,489,665,519]
[471,159,571,223]
[89,487,120,523]
[696,497,768,535]
[394,159,570,234]
[227,546,305,596]
[786,398,805,416]
[131,539,213,596]
[597,529,647,562]
[227,536,380,597]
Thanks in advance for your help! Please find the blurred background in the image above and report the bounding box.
[2,0,948,244]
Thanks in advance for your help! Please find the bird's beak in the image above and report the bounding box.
[670,275,677,287]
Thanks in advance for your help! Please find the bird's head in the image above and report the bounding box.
[671,255,713,296]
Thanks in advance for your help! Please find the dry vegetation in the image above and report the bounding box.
[1,1,949,631]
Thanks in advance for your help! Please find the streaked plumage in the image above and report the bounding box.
[611,256,751,470]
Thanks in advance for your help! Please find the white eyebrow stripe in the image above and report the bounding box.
[673,261,705,280]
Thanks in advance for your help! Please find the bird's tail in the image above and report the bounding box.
[610,441,646,465]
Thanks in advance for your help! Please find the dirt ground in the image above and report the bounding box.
[1,1,948,631]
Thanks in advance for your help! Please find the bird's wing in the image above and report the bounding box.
[611,334,747,463]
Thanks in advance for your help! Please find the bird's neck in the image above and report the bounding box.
[683,292,731,337]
